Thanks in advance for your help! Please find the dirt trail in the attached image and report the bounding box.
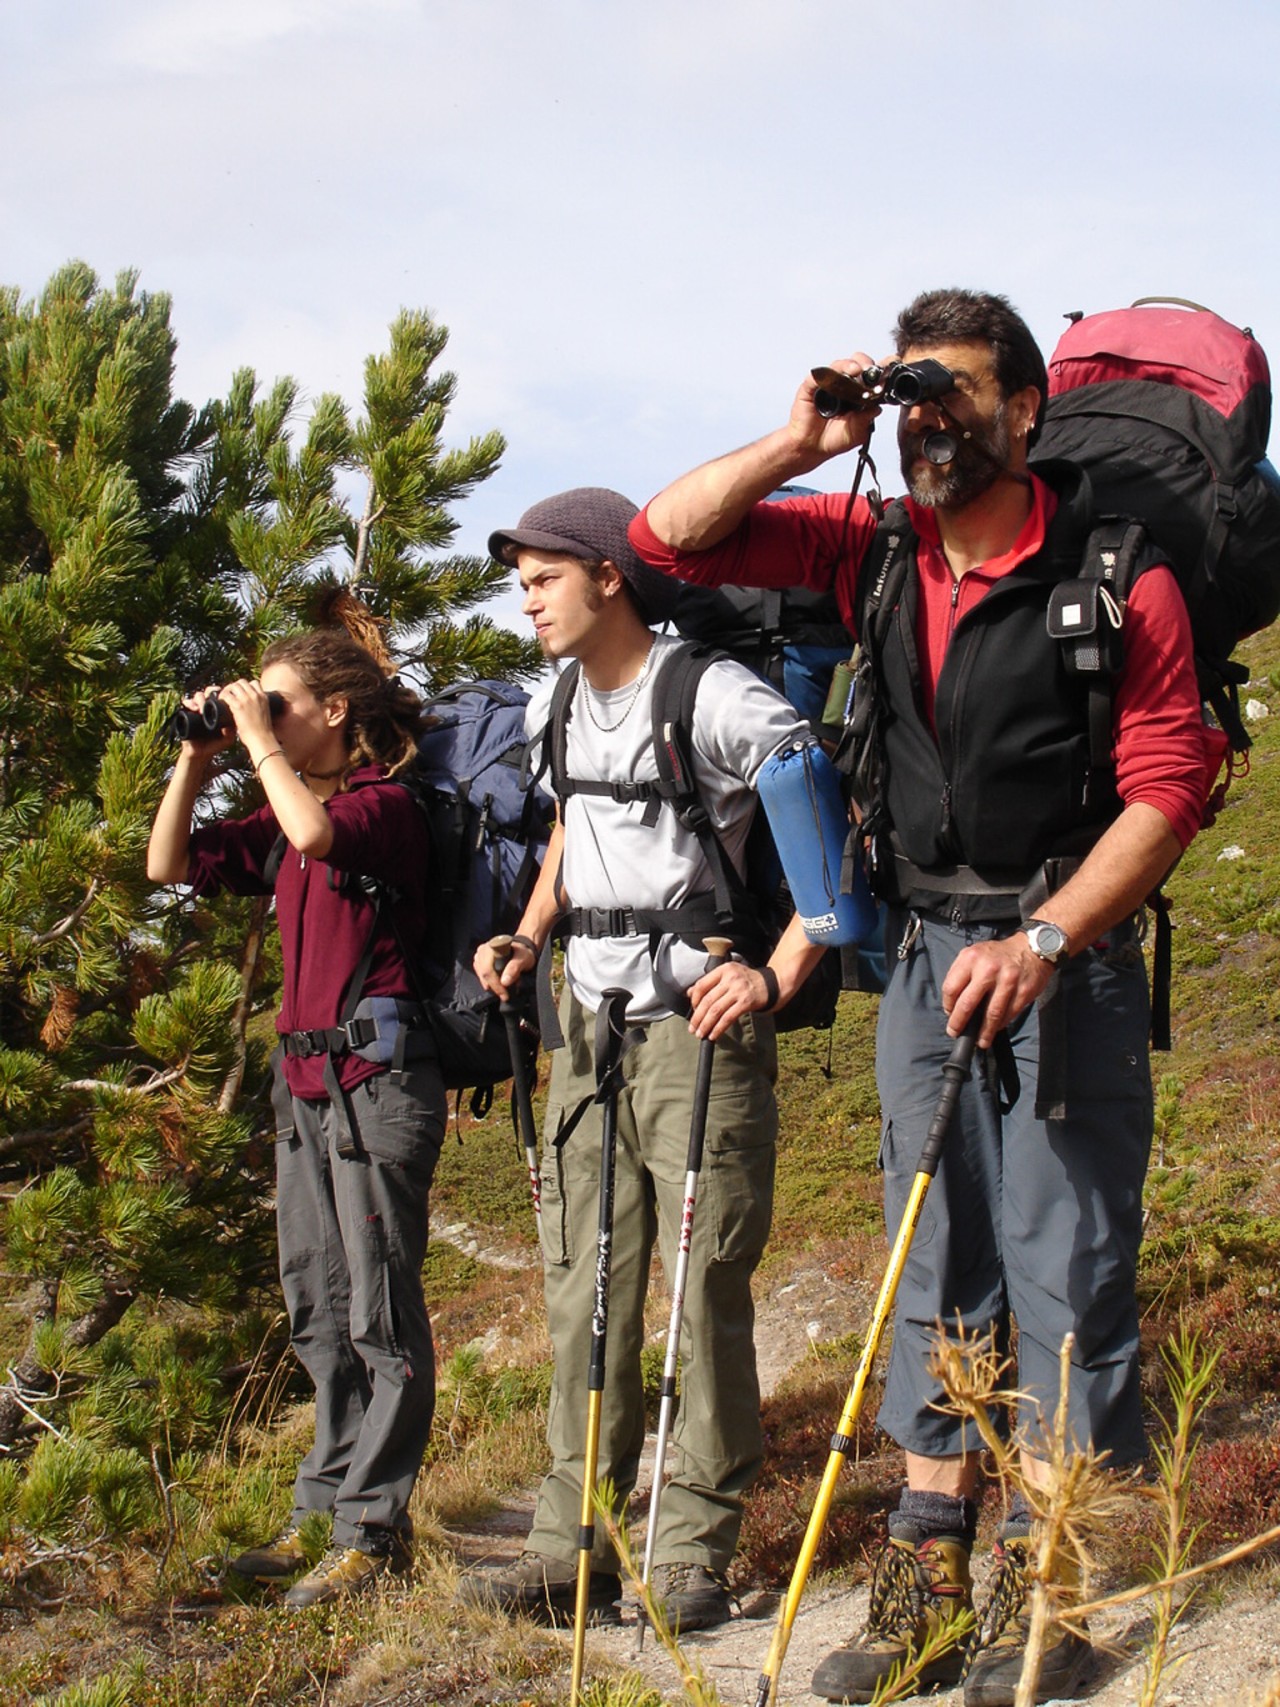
[449,1258,1280,1705]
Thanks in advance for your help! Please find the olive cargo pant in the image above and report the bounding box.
[527,992,777,1576]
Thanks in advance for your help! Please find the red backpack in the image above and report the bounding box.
[1032,296,1280,756]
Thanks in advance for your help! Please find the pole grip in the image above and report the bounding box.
[489,932,514,984]
[917,1026,977,1178]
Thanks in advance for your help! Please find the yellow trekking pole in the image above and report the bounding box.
[753,1022,979,1707]
[569,986,631,1706]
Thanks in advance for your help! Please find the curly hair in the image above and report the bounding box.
[893,288,1048,440]
[261,629,425,786]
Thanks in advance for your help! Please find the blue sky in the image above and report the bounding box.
[5,0,1278,634]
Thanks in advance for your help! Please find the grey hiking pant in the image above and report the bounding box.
[273,1063,445,1550]
[875,906,1153,1468]
[527,990,778,1577]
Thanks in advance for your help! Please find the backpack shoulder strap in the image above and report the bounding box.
[647,639,747,920]
[541,661,581,800]
[1057,517,1153,791]
[855,498,916,652]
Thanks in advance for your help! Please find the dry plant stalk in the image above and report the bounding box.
[928,1324,1129,1707]
[595,1492,722,1707]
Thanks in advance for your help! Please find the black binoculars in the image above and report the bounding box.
[168,691,284,743]
[811,359,954,419]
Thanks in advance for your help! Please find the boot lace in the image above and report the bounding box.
[977,1537,1031,1649]
[865,1539,921,1639]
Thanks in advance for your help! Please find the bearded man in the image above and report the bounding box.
[630,290,1215,1705]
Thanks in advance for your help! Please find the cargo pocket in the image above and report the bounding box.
[355,1211,405,1363]
[701,1117,775,1266]
[355,1067,447,1175]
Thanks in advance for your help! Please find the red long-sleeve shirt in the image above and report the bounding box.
[631,478,1219,850]
[186,768,430,1098]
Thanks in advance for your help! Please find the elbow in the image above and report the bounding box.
[147,854,186,885]
[294,825,335,861]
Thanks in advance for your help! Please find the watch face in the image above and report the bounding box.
[1027,921,1067,963]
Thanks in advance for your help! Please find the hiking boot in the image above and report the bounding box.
[964,1533,1090,1707]
[811,1533,973,1702]
[647,1561,733,1632]
[283,1540,408,1608]
[456,1549,621,1625]
[228,1526,309,1581]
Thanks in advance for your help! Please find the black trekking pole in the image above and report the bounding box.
[753,1020,980,1707]
[637,934,734,1649]
[570,986,631,1707]
[489,934,542,1226]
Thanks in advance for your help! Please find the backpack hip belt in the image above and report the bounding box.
[280,995,430,1062]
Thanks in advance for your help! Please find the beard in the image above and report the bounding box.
[899,400,1012,509]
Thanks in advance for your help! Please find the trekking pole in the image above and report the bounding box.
[489,934,541,1226]
[752,1020,980,1707]
[570,986,631,1707]
[636,934,734,1651]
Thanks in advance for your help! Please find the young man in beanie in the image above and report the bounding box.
[458,487,822,1631]
[630,292,1217,1703]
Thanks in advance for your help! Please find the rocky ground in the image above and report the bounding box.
[448,1257,1280,1707]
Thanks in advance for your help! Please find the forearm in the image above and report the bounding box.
[147,755,209,883]
[941,801,1182,1045]
[476,819,565,996]
[644,426,828,551]
[1028,802,1181,953]
[250,746,334,858]
[765,908,831,1006]
[512,819,567,949]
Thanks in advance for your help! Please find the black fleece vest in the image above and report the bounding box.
[863,465,1158,896]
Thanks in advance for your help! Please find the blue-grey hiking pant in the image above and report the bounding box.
[274,1064,445,1550]
[875,907,1153,1468]
[527,991,778,1576]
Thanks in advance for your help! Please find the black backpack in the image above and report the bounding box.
[1030,297,1280,760]
[671,483,853,736]
[542,641,842,1034]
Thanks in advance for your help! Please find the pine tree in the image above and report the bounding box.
[0,261,537,1509]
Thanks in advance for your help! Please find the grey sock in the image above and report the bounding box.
[889,1488,978,1548]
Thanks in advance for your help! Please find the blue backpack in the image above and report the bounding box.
[401,680,555,1101]
[304,680,554,1113]
[412,679,554,1001]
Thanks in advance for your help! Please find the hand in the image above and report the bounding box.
[941,933,1056,1049]
[474,934,536,999]
[687,960,772,1041]
[176,686,233,763]
[788,349,884,462]
[219,678,278,752]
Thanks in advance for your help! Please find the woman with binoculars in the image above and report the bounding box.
[147,629,441,1608]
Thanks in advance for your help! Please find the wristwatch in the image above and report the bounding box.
[1021,918,1070,966]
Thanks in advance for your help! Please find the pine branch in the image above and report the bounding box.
[25,876,102,947]
[351,476,387,584]
[61,1060,189,1096]
[217,895,271,1113]
[0,1279,134,1446]
[0,1115,94,1160]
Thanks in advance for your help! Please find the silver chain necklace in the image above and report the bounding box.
[577,642,655,734]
